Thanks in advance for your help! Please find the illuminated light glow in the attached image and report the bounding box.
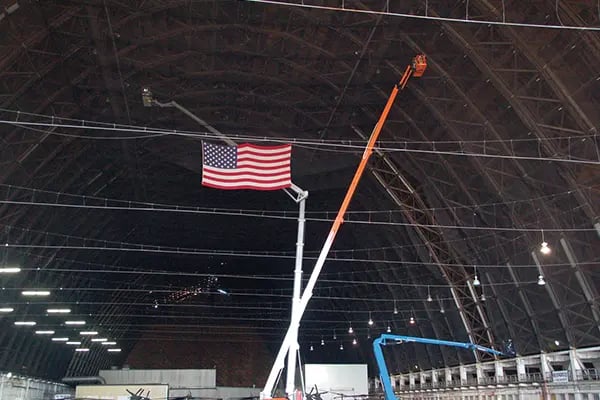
[65,321,86,325]
[107,348,121,352]
[538,275,546,286]
[66,341,81,345]
[409,317,416,325]
[35,330,55,335]
[540,242,551,255]
[101,342,117,345]
[348,325,353,334]
[47,308,71,314]
[320,339,325,346]
[51,337,69,342]
[0,267,20,273]
[75,348,89,352]
[14,321,36,326]
[339,343,343,350]
[22,290,50,296]
[0,308,14,313]
[91,338,107,342]
[352,338,357,345]
[473,275,481,286]
[386,325,391,333]
[554,340,560,346]
[310,345,314,351]
[80,331,98,335]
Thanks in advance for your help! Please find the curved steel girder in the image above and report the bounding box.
[426,14,597,349]
[436,11,597,221]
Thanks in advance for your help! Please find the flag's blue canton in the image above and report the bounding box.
[203,143,237,169]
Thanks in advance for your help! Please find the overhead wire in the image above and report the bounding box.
[1,110,598,164]
[243,0,600,31]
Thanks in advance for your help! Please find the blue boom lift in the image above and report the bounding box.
[373,334,506,400]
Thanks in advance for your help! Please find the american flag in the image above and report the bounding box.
[201,142,292,190]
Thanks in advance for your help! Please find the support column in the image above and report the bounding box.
[432,369,439,388]
[445,368,452,387]
[540,352,553,381]
[569,348,584,381]
[516,357,526,382]
[409,373,416,389]
[460,365,468,386]
[476,363,484,385]
[495,361,505,384]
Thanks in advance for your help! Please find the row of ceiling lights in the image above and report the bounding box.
[1,267,120,353]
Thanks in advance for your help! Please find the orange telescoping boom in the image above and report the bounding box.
[261,54,427,400]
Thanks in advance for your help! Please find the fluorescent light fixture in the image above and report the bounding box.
[107,348,121,352]
[0,308,14,313]
[75,348,89,352]
[47,308,71,314]
[80,331,98,336]
[51,337,69,342]
[65,321,85,325]
[66,341,81,345]
[22,290,50,296]
[0,267,20,273]
[101,341,117,345]
[91,338,107,342]
[35,330,55,335]
[14,321,36,326]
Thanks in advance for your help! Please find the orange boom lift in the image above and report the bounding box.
[261,54,427,400]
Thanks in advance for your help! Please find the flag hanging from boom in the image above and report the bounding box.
[201,142,292,190]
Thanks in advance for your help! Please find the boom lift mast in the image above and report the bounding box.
[373,334,505,400]
[261,55,427,400]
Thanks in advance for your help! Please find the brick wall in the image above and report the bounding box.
[126,330,273,387]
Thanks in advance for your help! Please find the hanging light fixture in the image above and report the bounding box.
[321,337,325,346]
[333,330,337,340]
[368,312,374,326]
[473,266,480,286]
[393,300,398,314]
[367,330,371,339]
[480,292,486,302]
[540,241,551,255]
[310,345,314,351]
[409,316,415,325]
[427,286,433,302]
[348,323,353,334]
[386,323,391,333]
[339,343,344,350]
[352,338,357,345]
[537,274,546,286]
[540,230,551,255]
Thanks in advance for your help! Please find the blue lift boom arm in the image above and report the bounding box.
[373,334,505,400]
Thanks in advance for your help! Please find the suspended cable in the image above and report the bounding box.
[0,199,592,232]
[2,118,598,165]
[243,0,600,31]
[2,182,589,226]
[4,243,598,268]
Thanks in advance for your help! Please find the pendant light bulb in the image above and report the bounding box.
[339,343,344,350]
[427,286,433,302]
[333,330,337,340]
[409,316,415,325]
[310,345,314,351]
[393,300,398,314]
[352,338,357,345]
[368,312,374,326]
[321,338,325,346]
[540,241,551,255]
[348,324,353,334]
[537,274,546,286]
[473,275,480,286]
[480,293,486,302]
[386,324,391,333]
